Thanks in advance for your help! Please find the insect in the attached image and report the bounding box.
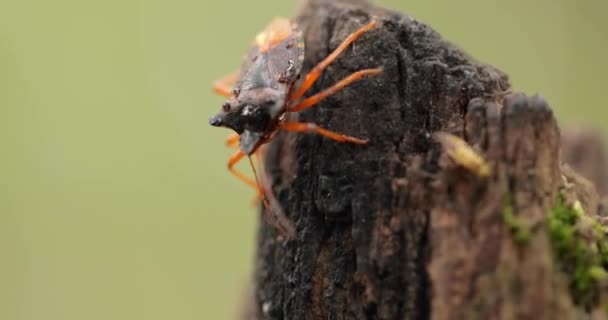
[433,132,490,178]
[209,18,382,234]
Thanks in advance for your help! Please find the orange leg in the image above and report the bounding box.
[246,155,280,228]
[213,72,239,97]
[228,145,295,238]
[250,151,265,205]
[289,21,378,102]
[247,155,269,204]
[227,150,260,190]
[288,68,383,112]
[250,146,271,201]
[249,150,296,239]
[225,132,240,148]
[280,122,368,144]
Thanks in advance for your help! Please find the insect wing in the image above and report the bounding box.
[256,18,293,52]
[265,23,305,87]
[236,20,305,92]
[237,18,295,80]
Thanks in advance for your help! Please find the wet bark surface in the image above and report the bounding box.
[246,0,608,319]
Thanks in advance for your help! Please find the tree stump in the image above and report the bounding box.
[247,0,608,319]
[562,128,608,197]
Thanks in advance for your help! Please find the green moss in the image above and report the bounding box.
[548,194,608,310]
[502,197,532,245]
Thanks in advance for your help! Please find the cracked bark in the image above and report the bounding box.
[245,0,608,319]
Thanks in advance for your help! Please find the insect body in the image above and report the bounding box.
[434,132,490,178]
[209,18,382,234]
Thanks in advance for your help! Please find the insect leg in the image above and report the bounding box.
[227,150,260,191]
[225,132,240,148]
[289,21,377,102]
[249,150,296,239]
[288,68,382,112]
[280,122,367,144]
[228,150,294,237]
[249,150,264,204]
[212,71,239,97]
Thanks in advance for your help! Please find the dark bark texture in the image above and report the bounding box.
[248,0,608,319]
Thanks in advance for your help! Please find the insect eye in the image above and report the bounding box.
[222,102,231,112]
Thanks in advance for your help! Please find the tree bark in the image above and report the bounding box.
[562,128,608,197]
[247,1,608,319]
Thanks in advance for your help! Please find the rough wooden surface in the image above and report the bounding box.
[562,129,608,197]
[429,94,568,320]
[247,0,608,319]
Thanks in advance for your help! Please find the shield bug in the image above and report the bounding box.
[209,17,382,235]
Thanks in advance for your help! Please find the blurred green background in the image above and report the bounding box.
[1,0,606,319]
